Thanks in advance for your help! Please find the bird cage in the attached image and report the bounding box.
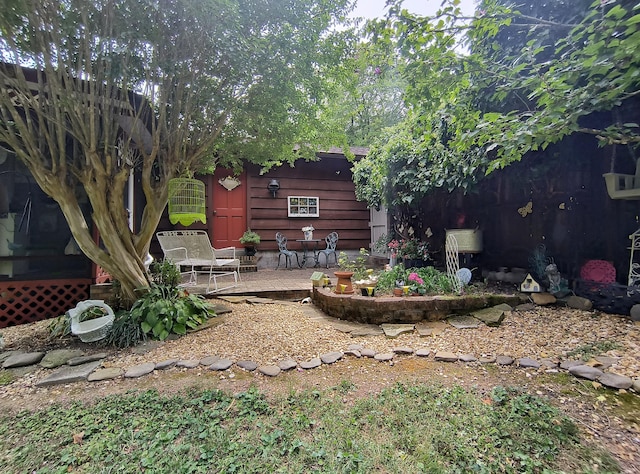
[168,178,206,226]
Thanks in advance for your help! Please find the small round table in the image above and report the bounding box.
[296,239,322,267]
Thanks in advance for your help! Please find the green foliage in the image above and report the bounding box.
[566,340,623,361]
[130,286,213,341]
[47,314,71,339]
[149,260,181,288]
[337,248,370,280]
[239,229,261,245]
[103,310,147,349]
[374,264,455,295]
[0,384,611,473]
[0,371,13,386]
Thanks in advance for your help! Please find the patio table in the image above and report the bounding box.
[296,239,322,268]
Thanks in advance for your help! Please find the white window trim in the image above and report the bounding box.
[287,196,320,217]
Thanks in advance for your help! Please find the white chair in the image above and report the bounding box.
[156,230,240,293]
[67,299,115,343]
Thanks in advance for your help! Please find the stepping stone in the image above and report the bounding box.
[257,365,281,377]
[374,353,394,362]
[560,360,583,370]
[67,353,108,366]
[344,350,361,358]
[36,361,103,387]
[434,351,457,362]
[540,358,559,369]
[594,356,621,370]
[218,296,250,303]
[447,315,481,329]
[331,321,362,333]
[459,354,477,363]
[350,326,384,336]
[40,349,85,369]
[237,360,258,371]
[472,304,512,327]
[247,297,277,304]
[531,293,556,305]
[2,352,45,369]
[0,351,23,364]
[200,355,221,366]
[415,349,431,357]
[633,379,640,393]
[209,303,233,315]
[496,356,514,366]
[518,358,540,368]
[380,324,415,338]
[598,373,633,390]
[320,352,343,364]
[479,356,496,364]
[347,344,363,351]
[124,363,156,378]
[278,359,298,371]
[415,321,447,337]
[568,365,604,381]
[155,359,179,370]
[209,359,233,371]
[360,348,376,358]
[515,303,536,311]
[300,358,321,369]
[176,360,200,369]
[393,347,414,355]
[88,367,123,381]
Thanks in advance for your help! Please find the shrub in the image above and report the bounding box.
[103,310,147,348]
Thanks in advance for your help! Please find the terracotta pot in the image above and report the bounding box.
[334,271,354,294]
[393,288,403,297]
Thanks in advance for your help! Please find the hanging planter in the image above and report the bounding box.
[168,178,206,226]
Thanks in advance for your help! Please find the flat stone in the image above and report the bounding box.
[350,325,384,337]
[278,359,298,371]
[200,355,221,366]
[209,359,233,371]
[569,365,604,381]
[0,350,23,364]
[67,353,108,366]
[300,358,322,369]
[471,304,512,327]
[344,350,361,358]
[459,354,477,363]
[531,293,556,305]
[630,305,640,322]
[594,356,621,370]
[374,353,394,361]
[320,352,343,364]
[496,356,514,366]
[124,362,156,378]
[560,360,583,370]
[434,351,457,362]
[633,379,640,393]
[518,357,540,368]
[479,356,496,364]
[247,297,277,304]
[415,321,448,337]
[415,349,431,357]
[360,348,376,358]
[209,303,233,315]
[2,352,45,369]
[381,324,415,338]
[598,373,633,390]
[393,347,414,355]
[257,365,281,377]
[447,315,482,329]
[176,360,200,369]
[40,349,85,369]
[566,295,593,311]
[329,321,361,333]
[540,358,558,369]
[155,359,179,370]
[36,360,102,387]
[237,360,258,371]
[131,340,163,355]
[218,296,250,303]
[515,303,536,311]
[347,344,363,351]
[88,367,123,381]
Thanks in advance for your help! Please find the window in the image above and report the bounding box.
[288,196,319,217]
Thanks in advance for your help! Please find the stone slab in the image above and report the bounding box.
[40,350,85,369]
[447,315,482,329]
[350,326,384,337]
[257,365,281,377]
[200,356,221,366]
[156,359,179,370]
[434,351,457,362]
[598,373,633,390]
[3,352,45,369]
[374,353,394,361]
[0,351,23,364]
[67,353,108,366]
[496,356,514,366]
[36,360,102,387]
[380,324,415,338]
[125,362,156,378]
[209,359,234,371]
[278,359,298,371]
[415,321,447,337]
[569,365,604,381]
[300,358,321,369]
[320,352,343,364]
[237,360,258,371]
[247,297,278,305]
[88,367,123,381]
[471,305,511,327]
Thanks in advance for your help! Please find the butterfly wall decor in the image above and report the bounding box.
[518,201,533,217]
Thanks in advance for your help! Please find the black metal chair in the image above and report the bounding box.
[275,232,300,269]
[317,232,339,268]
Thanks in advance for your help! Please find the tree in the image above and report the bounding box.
[0,0,355,302]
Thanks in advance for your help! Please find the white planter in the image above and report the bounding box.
[304,230,313,240]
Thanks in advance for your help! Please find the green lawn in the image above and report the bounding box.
[0,383,618,473]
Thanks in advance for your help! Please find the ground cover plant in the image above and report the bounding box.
[0,383,618,473]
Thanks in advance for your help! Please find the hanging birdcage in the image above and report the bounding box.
[168,178,206,226]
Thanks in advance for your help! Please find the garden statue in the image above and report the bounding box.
[545,263,569,297]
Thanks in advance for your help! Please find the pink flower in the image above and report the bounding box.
[408,273,424,285]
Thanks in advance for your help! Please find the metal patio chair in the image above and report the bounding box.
[317,231,339,268]
[275,232,300,269]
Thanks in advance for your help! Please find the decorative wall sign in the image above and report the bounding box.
[218,176,241,191]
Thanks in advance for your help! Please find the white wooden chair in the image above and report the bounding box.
[156,230,240,293]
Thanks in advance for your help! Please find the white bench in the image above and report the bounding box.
[156,230,240,293]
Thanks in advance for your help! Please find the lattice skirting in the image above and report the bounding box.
[0,279,91,328]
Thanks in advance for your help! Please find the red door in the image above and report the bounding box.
[209,169,247,248]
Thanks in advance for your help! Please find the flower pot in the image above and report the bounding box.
[393,288,403,297]
[244,246,257,256]
[333,271,354,294]
[304,230,313,240]
[360,287,376,297]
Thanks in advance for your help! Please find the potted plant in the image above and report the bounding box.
[334,251,355,294]
[239,229,261,256]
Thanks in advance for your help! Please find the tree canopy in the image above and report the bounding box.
[0,0,355,301]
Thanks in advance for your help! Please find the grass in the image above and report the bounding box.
[0,382,618,473]
[0,371,13,386]
[566,340,623,361]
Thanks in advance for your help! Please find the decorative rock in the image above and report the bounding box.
[2,352,45,369]
[518,358,541,368]
[515,303,536,311]
[347,344,363,351]
[155,359,179,370]
[40,349,85,369]
[360,348,376,358]
[479,356,496,364]
[176,360,200,369]
[472,304,511,327]
[374,353,394,361]
[434,351,457,362]
[278,359,298,371]
[496,356,514,366]
[568,365,604,381]
[631,304,640,322]
[539,358,558,369]
[566,295,593,311]
[393,347,414,355]
[344,350,361,358]
[531,293,556,305]
[380,324,415,338]
[415,349,431,357]
[257,365,281,377]
[560,360,583,370]
[124,362,156,378]
[36,361,103,387]
[209,359,233,371]
[633,379,640,393]
[320,352,343,364]
[0,350,22,364]
[459,354,477,363]
[67,353,107,366]
[200,355,221,366]
[594,356,621,370]
[598,373,633,390]
[236,360,258,371]
[88,367,123,381]
[299,358,321,369]
[447,315,482,329]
